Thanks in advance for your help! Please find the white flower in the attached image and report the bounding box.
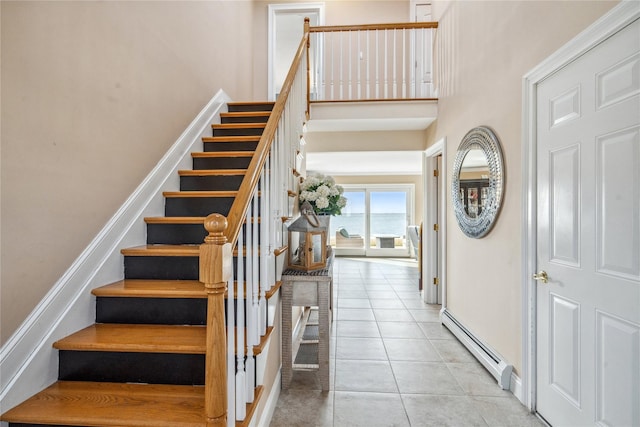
[316,184,330,197]
[315,196,329,209]
[298,173,345,215]
[300,190,318,201]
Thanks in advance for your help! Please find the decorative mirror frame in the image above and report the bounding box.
[451,126,505,238]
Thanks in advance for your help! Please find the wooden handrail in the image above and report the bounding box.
[309,21,438,33]
[223,28,310,247]
[200,214,232,425]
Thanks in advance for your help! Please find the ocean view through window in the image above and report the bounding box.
[330,185,414,256]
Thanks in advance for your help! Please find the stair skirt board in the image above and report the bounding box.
[0,89,232,412]
[441,309,513,390]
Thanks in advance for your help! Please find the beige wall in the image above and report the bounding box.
[429,0,617,374]
[0,0,417,346]
[0,1,255,344]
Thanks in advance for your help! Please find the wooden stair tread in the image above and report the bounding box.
[92,280,206,298]
[163,190,238,198]
[202,135,260,142]
[192,151,254,158]
[144,216,260,224]
[145,216,207,224]
[53,324,206,354]
[121,244,263,257]
[178,169,247,176]
[227,101,275,107]
[252,326,274,356]
[221,111,271,118]
[212,123,266,129]
[0,381,206,427]
[121,244,200,257]
[93,279,281,301]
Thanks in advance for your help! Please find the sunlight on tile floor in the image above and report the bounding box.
[269,257,544,427]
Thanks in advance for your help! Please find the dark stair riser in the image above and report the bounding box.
[204,141,259,152]
[180,175,244,192]
[165,196,260,217]
[164,196,234,217]
[227,103,274,113]
[221,115,269,124]
[96,297,248,326]
[193,156,252,170]
[124,256,248,281]
[58,351,204,385]
[212,127,264,137]
[96,297,207,325]
[147,222,261,245]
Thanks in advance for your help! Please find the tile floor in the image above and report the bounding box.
[270,257,544,427]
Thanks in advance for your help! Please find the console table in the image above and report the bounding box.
[281,250,333,391]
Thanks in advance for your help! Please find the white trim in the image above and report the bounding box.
[510,371,523,403]
[521,1,640,412]
[0,89,232,412]
[423,138,446,304]
[268,3,325,101]
[255,370,282,427]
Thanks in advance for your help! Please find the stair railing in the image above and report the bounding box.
[308,21,438,101]
[200,19,310,427]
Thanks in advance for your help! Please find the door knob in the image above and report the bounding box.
[532,270,548,283]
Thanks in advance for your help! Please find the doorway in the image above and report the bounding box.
[332,185,414,258]
[523,4,639,425]
[268,3,325,101]
[424,138,446,304]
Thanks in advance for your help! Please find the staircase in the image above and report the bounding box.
[1,102,276,427]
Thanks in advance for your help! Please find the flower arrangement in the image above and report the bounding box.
[299,173,347,216]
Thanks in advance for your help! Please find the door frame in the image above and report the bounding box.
[268,3,325,101]
[521,2,639,411]
[423,138,446,305]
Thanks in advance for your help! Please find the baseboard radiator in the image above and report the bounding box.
[441,309,513,390]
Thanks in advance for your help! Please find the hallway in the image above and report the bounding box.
[270,257,543,426]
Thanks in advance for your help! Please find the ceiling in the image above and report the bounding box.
[305,101,437,176]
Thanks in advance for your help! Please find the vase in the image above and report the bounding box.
[316,214,331,230]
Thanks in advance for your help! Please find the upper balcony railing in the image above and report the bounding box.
[307,21,438,104]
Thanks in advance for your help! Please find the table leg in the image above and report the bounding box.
[281,281,293,389]
[317,280,330,391]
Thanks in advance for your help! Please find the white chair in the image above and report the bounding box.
[407,225,420,259]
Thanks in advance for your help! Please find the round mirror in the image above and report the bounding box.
[452,126,504,238]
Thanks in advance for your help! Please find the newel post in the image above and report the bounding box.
[200,213,232,426]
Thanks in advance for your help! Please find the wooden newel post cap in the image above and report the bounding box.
[204,214,228,245]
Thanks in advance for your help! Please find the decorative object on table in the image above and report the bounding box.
[287,201,328,272]
[298,173,347,216]
[451,126,505,238]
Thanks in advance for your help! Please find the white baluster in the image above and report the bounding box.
[235,225,246,421]
[375,29,379,99]
[226,241,236,426]
[260,168,268,336]
[393,29,397,98]
[402,28,406,98]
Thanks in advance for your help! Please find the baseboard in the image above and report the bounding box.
[0,89,232,412]
[441,308,513,390]
[253,369,281,427]
[510,371,523,403]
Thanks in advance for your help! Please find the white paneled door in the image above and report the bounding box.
[536,18,639,427]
